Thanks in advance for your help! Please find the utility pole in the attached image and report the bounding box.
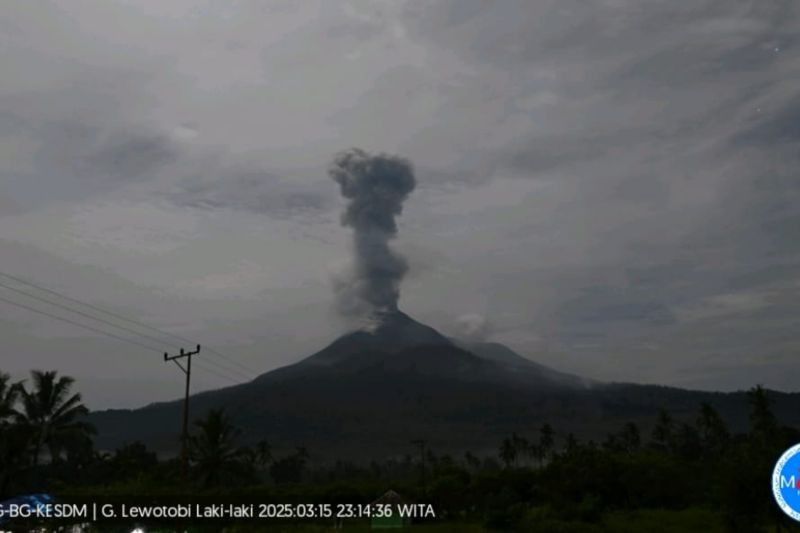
[164,344,200,479]
[410,439,427,498]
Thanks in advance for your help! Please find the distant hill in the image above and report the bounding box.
[89,311,800,460]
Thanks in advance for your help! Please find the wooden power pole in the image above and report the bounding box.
[164,344,200,478]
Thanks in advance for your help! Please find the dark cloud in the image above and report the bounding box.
[1,116,179,210]
[30,120,178,183]
[0,55,176,209]
[169,167,333,219]
[81,133,178,180]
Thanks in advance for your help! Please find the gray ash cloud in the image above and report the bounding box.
[328,148,416,316]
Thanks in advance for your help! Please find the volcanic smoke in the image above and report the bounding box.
[328,148,417,318]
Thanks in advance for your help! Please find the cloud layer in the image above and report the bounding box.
[0,1,798,405]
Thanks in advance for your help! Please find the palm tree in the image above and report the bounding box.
[696,402,729,454]
[0,372,21,422]
[528,442,545,468]
[564,433,579,454]
[0,372,27,497]
[499,437,517,468]
[239,440,271,475]
[17,370,94,466]
[188,409,245,487]
[619,422,641,453]
[464,451,481,471]
[650,409,674,452]
[539,423,555,459]
[269,446,310,484]
[747,385,778,446]
[0,423,31,498]
[255,439,272,470]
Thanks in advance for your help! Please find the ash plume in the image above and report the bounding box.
[328,148,416,318]
[455,313,494,342]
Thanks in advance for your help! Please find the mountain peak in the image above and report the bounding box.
[359,309,449,342]
[292,310,588,390]
[299,309,452,367]
[362,309,453,347]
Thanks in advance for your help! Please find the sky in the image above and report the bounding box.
[1,0,799,408]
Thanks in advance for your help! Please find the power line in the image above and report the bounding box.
[0,278,251,381]
[201,345,256,376]
[190,367,242,388]
[0,270,257,376]
[195,352,251,381]
[193,359,247,385]
[0,279,184,351]
[0,270,256,378]
[0,294,164,354]
[0,294,245,386]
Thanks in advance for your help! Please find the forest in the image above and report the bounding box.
[1,369,799,532]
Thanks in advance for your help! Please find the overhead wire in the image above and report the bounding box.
[0,278,250,382]
[0,293,244,386]
[0,279,185,351]
[0,270,256,380]
[0,293,166,354]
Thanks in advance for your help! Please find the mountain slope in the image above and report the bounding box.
[453,340,590,388]
[88,312,800,460]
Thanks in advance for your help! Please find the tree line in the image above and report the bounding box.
[0,370,313,498]
[2,370,799,531]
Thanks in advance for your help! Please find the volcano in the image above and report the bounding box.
[89,147,800,459]
[270,310,587,389]
[89,311,800,459]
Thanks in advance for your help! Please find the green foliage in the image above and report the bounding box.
[0,371,22,422]
[0,421,32,498]
[0,372,27,497]
[603,422,641,454]
[540,423,555,455]
[17,370,95,466]
[3,372,799,532]
[748,385,778,443]
[270,446,310,484]
[499,436,517,468]
[697,402,729,455]
[188,408,253,487]
[112,441,158,477]
[650,408,674,452]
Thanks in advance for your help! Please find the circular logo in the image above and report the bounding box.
[773,443,800,521]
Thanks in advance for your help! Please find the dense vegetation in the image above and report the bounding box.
[2,369,799,531]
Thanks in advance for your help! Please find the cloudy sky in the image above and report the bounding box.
[1,0,798,408]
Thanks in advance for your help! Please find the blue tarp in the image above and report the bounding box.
[0,493,55,524]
